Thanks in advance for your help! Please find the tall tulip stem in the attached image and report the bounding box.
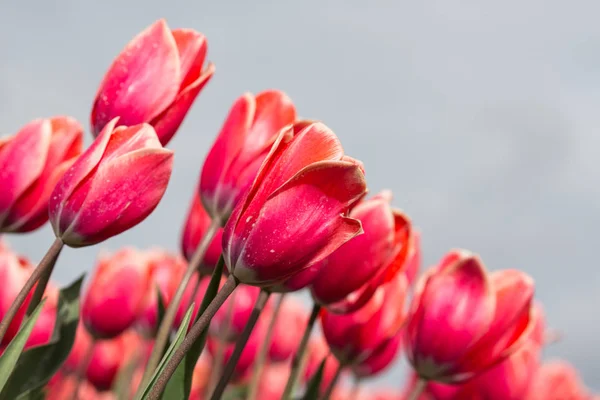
[320,362,343,400]
[247,293,285,400]
[147,274,239,400]
[0,237,64,344]
[141,217,221,388]
[407,378,427,400]
[281,302,322,400]
[209,289,271,400]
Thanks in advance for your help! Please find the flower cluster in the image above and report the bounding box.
[0,18,595,400]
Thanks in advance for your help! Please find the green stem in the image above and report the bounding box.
[0,237,64,344]
[139,217,221,389]
[146,274,239,400]
[281,303,321,400]
[246,293,285,400]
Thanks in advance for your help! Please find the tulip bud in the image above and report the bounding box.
[86,335,127,391]
[268,297,308,362]
[0,249,35,345]
[181,187,224,274]
[405,251,535,383]
[526,360,593,400]
[92,19,214,146]
[200,90,297,221]
[222,121,367,289]
[82,248,152,339]
[321,273,408,365]
[296,191,412,312]
[137,250,186,336]
[0,117,82,233]
[49,119,174,247]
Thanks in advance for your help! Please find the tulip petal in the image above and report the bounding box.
[408,256,495,380]
[0,120,51,220]
[91,19,181,134]
[62,147,173,246]
[231,160,366,286]
[171,29,208,90]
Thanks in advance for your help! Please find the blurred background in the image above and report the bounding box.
[1,0,599,390]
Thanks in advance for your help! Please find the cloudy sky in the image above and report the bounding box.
[1,0,599,392]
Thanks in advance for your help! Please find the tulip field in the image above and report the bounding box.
[0,18,597,400]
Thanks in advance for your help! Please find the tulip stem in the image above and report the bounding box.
[204,289,237,397]
[0,237,64,344]
[246,293,285,400]
[70,338,95,400]
[320,362,343,400]
[147,274,239,400]
[209,289,271,400]
[281,302,322,400]
[140,217,221,389]
[407,378,427,400]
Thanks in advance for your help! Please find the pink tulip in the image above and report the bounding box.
[211,284,263,340]
[352,331,403,378]
[174,274,217,330]
[296,191,412,312]
[200,90,296,221]
[64,321,93,373]
[47,372,115,400]
[181,186,224,273]
[403,230,421,285]
[268,297,308,362]
[222,121,367,289]
[137,249,186,336]
[0,249,35,345]
[86,335,127,391]
[91,19,214,146]
[25,283,59,349]
[254,363,292,400]
[405,250,535,383]
[82,248,152,339]
[49,119,174,247]
[526,360,593,400]
[304,336,342,393]
[321,272,408,365]
[0,117,82,233]
[189,352,212,400]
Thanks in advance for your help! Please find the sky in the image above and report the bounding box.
[1,0,599,392]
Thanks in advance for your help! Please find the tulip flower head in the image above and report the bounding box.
[405,250,535,384]
[268,297,308,362]
[200,90,297,221]
[526,360,593,400]
[49,119,174,247]
[0,117,82,233]
[222,121,367,289]
[92,19,214,146]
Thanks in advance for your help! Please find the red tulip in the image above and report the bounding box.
[295,191,412,312]
[0,117,82,232]
[304,336,342,393]
[25,283,59,349]
[82,248,152,339]
[268,297,308,362]
[137,249,186,336]
[86,335,127,391]
[200,90,296,221]
[321,272,408,365]
[49,119,174,247]
[352,331,402,378]
[181,187,223,273]
[91,19,214,146]
[222,121,367,289]
[64,321,93,373]
[405,250,535,383]
[403,230,421,285]
[256,363,292,400]
[526,360,593,400]
[0,249,35,345]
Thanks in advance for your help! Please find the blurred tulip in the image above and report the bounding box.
[526,360,593,400]
[268,297,308,362]
[298,191,412,313]
[92,19,214,146]
[254,363,292,400]
[181,188,223,274]
[405,250,535,384]
[304,335,344,392]
[352,332,403,378]
[211,284,263,340]
[321,273,408,365]
[25,283,59,348]
[137,250,186,336]
[0,117,83,233]
[82,248,152,339]
[47,372,115,400]
[86,335,127,391]
[223,121,367,289]
[0,249,35,345]
[200,90,296,221]
[174,274,217,329]
[189,352,212,400]
[403,230,421,285]
[48,119,173,247]
[64,321,93,373]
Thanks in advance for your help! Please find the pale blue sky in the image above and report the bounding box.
[1,0,599,392]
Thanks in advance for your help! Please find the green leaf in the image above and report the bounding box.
[15,386,46,400]
[0,299,46,393]
[302,358,326,400]
[0,276,84,399]
[162,257,224,399]
[136,303,195,400]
